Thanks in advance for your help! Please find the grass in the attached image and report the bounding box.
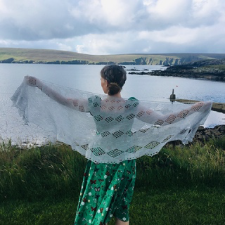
[0,143,87,201]
[1,188,225,225]
[0,198,77,225]
[1,48,225,64]
[0,48,175,64]
[0,137,225,224]
[205,65,225,71]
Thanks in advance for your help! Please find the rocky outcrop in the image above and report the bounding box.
[147,66,225,81]
[145,58,225,81]
[168,125,225,146]
[194,125,225,142]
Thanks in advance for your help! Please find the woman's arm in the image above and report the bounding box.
[135,101,212,126]
[25,76,88,112]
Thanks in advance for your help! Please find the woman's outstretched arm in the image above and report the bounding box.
[25,76,88,112]
[135,101,212,126]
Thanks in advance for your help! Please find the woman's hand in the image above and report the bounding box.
[25,76,38,87]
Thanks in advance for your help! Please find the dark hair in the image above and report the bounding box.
[100,65,127,95]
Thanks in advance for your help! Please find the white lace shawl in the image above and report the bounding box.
[11,77,212,164]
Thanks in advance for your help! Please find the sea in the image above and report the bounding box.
[0,64,225,145]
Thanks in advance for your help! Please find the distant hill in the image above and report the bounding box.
[0,48,225,65]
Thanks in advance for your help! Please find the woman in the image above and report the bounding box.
[74,66,136,225]
[14,65,212,225]
[25,65,136,225]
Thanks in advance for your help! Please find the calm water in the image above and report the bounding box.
[0,63,225,102]
[0,64,224,145]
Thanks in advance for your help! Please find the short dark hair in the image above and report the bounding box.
[100,65,127,95]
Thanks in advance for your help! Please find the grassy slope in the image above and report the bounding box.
[0,48,171,63]
[0,137,225,224]
[206,64,225,70]
[1,48,225,64]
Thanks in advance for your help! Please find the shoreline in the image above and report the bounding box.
[128,58,225,83]
[128,71,225,83]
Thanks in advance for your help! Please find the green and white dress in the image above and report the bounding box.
[74,96,138,225]
[74,159,136,224]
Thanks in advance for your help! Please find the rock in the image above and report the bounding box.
[193,125,225,142]
[218,126,225,132]
[167,125,225,147]
[197,126,205,131]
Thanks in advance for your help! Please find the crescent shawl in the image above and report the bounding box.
[11,77,212,164]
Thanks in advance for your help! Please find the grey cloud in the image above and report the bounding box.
[0,0,224,54]
[0,0,102,40]
[0,0,223,39]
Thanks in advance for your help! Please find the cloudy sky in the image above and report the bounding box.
[0,0,225,55]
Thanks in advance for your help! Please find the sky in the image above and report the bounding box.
[0,0,225,55]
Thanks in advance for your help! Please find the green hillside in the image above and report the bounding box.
[0,48,225,65]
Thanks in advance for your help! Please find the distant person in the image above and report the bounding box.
[12,65,212,225]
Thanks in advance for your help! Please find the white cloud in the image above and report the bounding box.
[76,44,85,53]
[0,0,224,54]
[145,0,191,21]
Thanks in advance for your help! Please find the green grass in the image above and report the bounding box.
[1,48,225,64]
[205,65,225,71]
[0,143,87,201]
[1,188,225,225]
[0,48,175,64]
[0,198,77,225]
[0,137,225,224]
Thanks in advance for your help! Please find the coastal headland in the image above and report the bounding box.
[1,48,225,82]
[1,48,225,66]
[128,58,225,82]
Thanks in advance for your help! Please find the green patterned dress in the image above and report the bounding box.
[74,97,137,225]
[74,160,136,224]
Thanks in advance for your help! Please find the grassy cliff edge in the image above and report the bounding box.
[1,48,225,65]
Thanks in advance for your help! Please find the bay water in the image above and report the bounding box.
[0,64,224,145]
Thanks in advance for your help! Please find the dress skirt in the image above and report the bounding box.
[74,159,136,225]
